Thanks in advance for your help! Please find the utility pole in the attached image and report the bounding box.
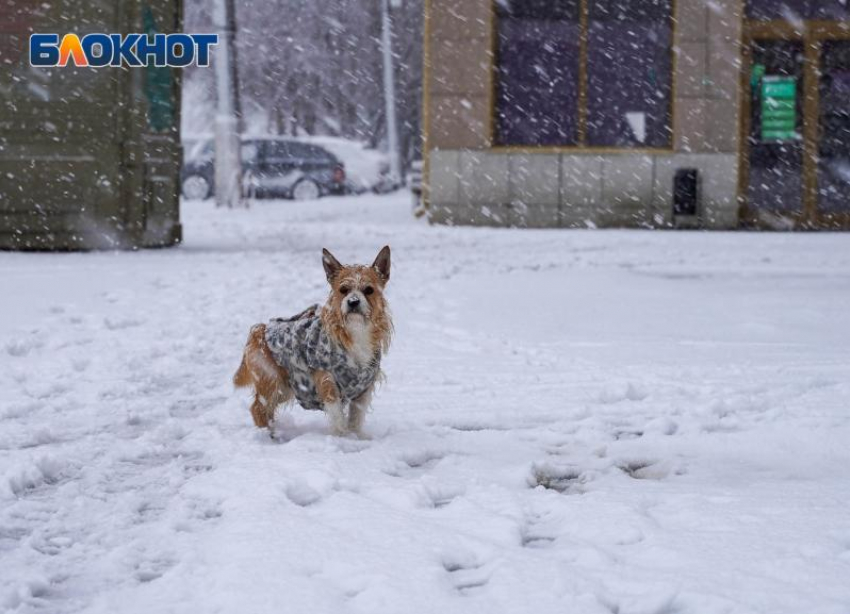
[381,0,402,186]
[212,0,243,208]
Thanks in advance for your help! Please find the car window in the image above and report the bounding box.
[308,145,336,163]
[288,142,336,162]
[252,140,335,163]
[241,141,259,163]
[285,142,312,158]
[264,141,291,160]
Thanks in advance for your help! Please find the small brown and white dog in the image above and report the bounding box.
[233,246,392,435]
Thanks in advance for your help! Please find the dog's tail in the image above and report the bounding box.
[233,356,251,388]
[233,324,266,388]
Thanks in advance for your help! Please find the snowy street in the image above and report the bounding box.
[2,192,850,613]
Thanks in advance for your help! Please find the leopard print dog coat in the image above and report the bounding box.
[265,304,381,410]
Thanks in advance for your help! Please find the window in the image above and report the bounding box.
[745,0,850,21]
[494,0,674,149]
[495,0,582,146]
[586,0,673,147]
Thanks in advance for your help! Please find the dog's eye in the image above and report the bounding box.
[364,286,374,296]
[339,286,350,296]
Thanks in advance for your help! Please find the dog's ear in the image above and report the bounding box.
[372,245,391,283]
[322,248,343,284]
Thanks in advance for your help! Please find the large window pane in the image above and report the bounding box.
[746,0,850,20]
[586,0,673,147]
[817,40,850,214]
[494,0,581,146]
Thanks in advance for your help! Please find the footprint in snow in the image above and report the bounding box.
[384,450,446,478]
[5,455,69,498]
[542,438,580,456]
[447,422,510,432]
[172,498,223,532]
[612,428,644,440]
[617,459,683,480]
[520,511,558,548]
[529,462,592,494]
[134,555,176,583]
[28,531,74,557]
[421,484,464,509]
[25,381,72,401]
[182,459,214,477]
[103,316,145,331]
[441,555,491,594]
[133,499,166,524]
[5,334,44,357]
[70,356,91,372]
[6,575,63,608]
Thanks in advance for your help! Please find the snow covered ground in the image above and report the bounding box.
[2,192,850,614]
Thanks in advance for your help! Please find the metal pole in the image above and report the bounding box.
[212,0,243,208]
[381,0,402,186]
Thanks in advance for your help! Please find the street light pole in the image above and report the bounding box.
[212,0,243,208]
[381,0,402,186]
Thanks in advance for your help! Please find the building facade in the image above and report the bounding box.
[423,0,850,230]
[0,0,183,250]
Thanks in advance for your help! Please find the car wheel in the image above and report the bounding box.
[292,179,321,201]
[182,175,211,200]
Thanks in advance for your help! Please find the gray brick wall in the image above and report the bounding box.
[429,151,739,229]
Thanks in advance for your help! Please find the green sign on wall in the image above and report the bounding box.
[761,76,797,142]
[143,6,175,133]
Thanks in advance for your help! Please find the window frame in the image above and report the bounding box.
[488,0,678,153]
[737,18,850,230]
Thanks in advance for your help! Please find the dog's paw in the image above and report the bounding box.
[347,427,371,441]
[328,422,348,437]
[325,403,348,436]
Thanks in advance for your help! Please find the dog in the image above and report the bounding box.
[233,246,392,435]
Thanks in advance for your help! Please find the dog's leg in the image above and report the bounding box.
[262,382,295,436]
[325,401,347,436]
[313,370,346,435]
[250,393,271,429]
[236,324,292,431]
[348,385,373,436]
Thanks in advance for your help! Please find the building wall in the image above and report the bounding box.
[424,0,744,229]
[0,0,183,250]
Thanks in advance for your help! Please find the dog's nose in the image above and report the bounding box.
[347,296,361,310]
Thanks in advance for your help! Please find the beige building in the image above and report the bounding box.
[422,0,850,230]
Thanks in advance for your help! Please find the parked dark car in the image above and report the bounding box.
[181,138,346,201]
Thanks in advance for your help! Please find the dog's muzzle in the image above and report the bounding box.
[345,293,368,316]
